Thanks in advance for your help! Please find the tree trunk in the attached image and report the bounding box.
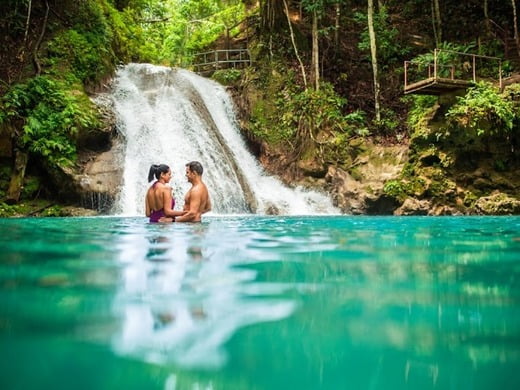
[367,0,381,121]
[432,0,442,46]
[311,9,320,90]
[334,2,340,55]
[23,0,32,46]
[512,0,520,58]
[33,0,49,75]
[483,0,490,36]
[283,0,307,88]
[260,0,285,34]
[6,149,29,204]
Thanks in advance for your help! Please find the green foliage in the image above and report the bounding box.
[373,108,399,133]
[0,201,66,217]
[383,179,407,201]
[0,165,10,199]
[446,81,514,136]
[249,64,351,149]
[43,0,125,83]
[154,0,246,65]
[404,94,438,131]
[212,69,242,85]
[355,6,409,66]
[275,82,350,152]
[21,176,41,200]
[345,110,370,136]
[383,175,426,202]
[412,42,476,66]
[0,76,100,166]
[46,29,111,83]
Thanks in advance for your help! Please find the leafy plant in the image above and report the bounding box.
[404,94,438,131]
[355,6,409,66]
[446,81,514,136]
[0,76,100,166]
[212,69,242,85]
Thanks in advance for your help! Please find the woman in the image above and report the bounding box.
[145,164,185,222]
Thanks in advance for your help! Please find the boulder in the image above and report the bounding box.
[474,192,520,215]
[394,198,431,216]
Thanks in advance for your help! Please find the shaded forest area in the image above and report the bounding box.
[0,0,519,216]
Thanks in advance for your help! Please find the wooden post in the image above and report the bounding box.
[472,54,476,82]
[434,49,438,79]
[499,60,503,90]
[404,61,408,88]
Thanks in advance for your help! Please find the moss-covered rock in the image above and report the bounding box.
[474,192,520,215]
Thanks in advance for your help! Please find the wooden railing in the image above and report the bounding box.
[191,49,252,74]
[404,49,502,95]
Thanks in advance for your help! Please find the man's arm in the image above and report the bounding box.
[176,188,202,222]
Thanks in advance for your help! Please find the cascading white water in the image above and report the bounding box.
[111,63,339,215]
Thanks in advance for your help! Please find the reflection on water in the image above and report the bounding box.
[112,221,295,368]
[0,216,519,389]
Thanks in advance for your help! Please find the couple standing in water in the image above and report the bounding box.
[145,161,211,223]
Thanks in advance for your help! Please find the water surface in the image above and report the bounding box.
[0,216,519,389]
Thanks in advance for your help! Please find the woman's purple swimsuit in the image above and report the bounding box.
[149,182,175,222]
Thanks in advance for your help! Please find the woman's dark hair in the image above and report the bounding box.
[148,164,170,182]
[186,161,203,175]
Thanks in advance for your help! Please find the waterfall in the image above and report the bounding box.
[111,63,339,215]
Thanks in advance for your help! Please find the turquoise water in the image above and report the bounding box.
[0,216,519,390]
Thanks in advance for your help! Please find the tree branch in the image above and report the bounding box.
[33,0,50,76]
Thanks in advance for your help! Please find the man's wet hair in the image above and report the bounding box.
[186,161,203,175]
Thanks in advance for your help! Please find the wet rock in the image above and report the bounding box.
[297,159,327,178]
[429,205,464,216]
[394,198,431,216]
[474,192,520,215]
[326,143,408,214]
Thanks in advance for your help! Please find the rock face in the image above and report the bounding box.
[326,143,408,214]
[76,139,124,211]
[475,192,520,215]
[43,92,123,214]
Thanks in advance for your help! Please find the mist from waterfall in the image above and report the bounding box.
[111,63,339,216]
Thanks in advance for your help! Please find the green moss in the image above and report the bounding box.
[463,192,479,208]
[20,176,41,200]
[212,69,242,85]
[349,167,363,181]
[0,200,68,217]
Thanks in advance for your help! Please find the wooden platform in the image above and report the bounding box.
[404,77,473,95]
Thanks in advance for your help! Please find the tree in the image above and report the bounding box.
[302,0,328,91]
[512,0,520,58]
[431,0,442,47]
[283,0,308,88]
[259,0,285,56]
[334,1,340,54]
[311,7,320,90]
[367,0,381,121]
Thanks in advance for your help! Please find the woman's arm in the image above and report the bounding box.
[162,187,186,218]
[145,189,151,217]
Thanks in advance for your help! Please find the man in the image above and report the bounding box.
[175,161,211,222]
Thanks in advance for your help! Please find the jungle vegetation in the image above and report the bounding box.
[0,0,519,215]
